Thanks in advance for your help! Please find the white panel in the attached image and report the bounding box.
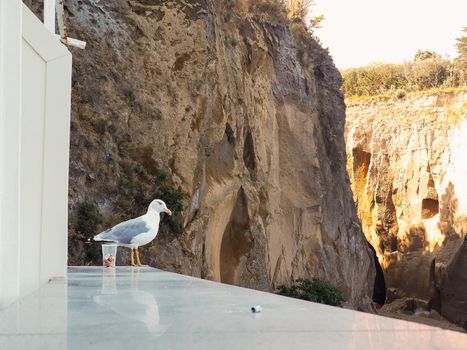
[0,0,22,309]
[1,1,71,307]
[40,54,71,280]
[19,41,46,296]
[22,5,68,62]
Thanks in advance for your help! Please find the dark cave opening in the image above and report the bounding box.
[422,198,439,219]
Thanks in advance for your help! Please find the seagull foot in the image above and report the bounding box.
[135,248,143,266]
[130,248,135,266]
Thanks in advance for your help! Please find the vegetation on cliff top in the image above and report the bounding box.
[342,51,466,99]
[455,27,467,69]
[342,29,467,101]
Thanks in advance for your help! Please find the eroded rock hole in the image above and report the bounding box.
[225,123,235,144]
[422,198,439,219]
[220,188,253,285]
[243,131,256,172]
[422,172,439,219]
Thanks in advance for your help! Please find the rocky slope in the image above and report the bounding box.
[346,90,467,326]
[26,0,374,305]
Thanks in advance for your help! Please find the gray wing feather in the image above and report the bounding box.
[97,218,150,244]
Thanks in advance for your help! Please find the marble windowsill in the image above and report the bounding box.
[1,266,466,349]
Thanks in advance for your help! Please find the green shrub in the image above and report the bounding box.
[121,173,136,191]
[157,185,185,213]
[93,118,107,135]
[156,169,168,182]
[157,185,186,236]
[75,202,103,236]
[167,216,184,235]
[277,278,345,306]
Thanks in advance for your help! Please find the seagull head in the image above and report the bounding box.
[148,199,172,216]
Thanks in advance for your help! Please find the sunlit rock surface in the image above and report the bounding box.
[346,91,467,326]
[23,1,374,305]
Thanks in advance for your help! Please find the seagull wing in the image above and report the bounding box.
[94,217,150,244]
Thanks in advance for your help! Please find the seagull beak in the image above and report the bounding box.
[163,208,173,216]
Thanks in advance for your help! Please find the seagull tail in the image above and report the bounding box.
[69,231,104,244]
[81,234,103,244]
[93,233,105,241]
[92,229,115,243]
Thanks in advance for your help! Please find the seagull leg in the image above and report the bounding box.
[130,248,135,266]
[135,248,142,266]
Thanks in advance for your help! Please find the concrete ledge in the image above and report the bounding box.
[0,266,466,349]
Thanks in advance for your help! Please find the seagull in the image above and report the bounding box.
[94,199,172,266]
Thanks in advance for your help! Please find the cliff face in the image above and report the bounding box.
[26,0,374,304]
[346,91,467,324]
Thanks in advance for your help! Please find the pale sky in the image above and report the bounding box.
[312,0,467,69]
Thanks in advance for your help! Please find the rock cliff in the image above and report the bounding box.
[346,90,467,325]
[25,0,374,305]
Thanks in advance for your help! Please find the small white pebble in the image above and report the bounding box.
[251,305,262,313]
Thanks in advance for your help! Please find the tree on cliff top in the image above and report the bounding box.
[455,27,467,68]
[414,50,439,62]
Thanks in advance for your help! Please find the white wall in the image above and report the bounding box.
[0,0,22,310]
[0,3,72,308]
